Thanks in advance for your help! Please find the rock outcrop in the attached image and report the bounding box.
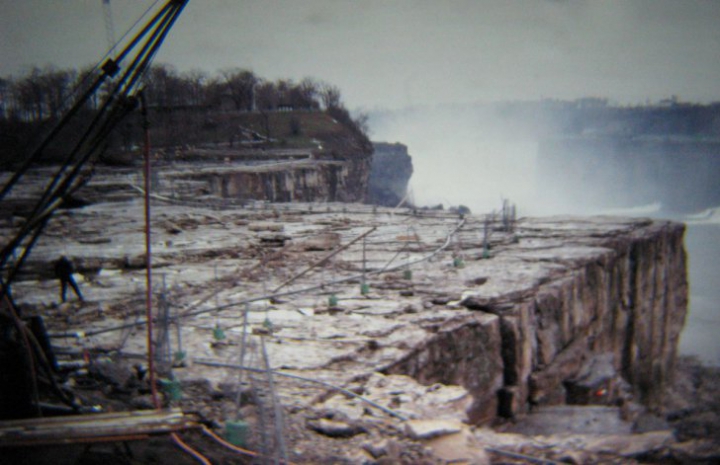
[176,158,370,203]
[165,142,373,204]
[371,217,688,422]
[367,142,413,207]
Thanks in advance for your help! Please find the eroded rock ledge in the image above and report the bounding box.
[11,198,688,420]
[384,218,688,421]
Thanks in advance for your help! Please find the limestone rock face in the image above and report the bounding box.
[461,219,688,417]
[383,312,504,424]
[203,158,371,203]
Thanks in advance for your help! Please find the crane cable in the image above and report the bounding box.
[0,1,188,305]
[0,0,173,203]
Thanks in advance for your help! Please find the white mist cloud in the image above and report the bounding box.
[370,106,540,215]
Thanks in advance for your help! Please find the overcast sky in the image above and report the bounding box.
[1,0,720,110]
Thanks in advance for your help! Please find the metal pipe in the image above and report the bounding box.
[260,336,288,464]
[485,447,565,465]
[141,92,160,409]
[235,303,250,419]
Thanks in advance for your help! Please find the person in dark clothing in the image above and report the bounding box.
[54,256,83,303]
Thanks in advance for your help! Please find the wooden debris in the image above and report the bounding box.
[0,408,200,447]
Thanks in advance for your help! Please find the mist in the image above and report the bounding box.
[369,101,720,366]
[369,106,541,215]
[370,102,720,216]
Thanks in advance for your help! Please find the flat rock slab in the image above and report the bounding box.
[404,419,464,439]
[425,426,490,465]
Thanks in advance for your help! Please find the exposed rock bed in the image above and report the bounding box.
[3,170,714,462]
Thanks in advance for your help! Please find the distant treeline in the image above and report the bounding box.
[0,65,370,167]
[494,97,720,138]
[0,64,355,122]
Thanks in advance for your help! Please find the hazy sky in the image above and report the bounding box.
[2,0,720,110]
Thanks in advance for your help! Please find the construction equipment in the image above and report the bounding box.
[0,0,190,420]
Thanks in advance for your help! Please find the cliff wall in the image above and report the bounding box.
[384,218,687,420]
[192,158,371,203]
[153,120,374,204]
[367,142,413,207]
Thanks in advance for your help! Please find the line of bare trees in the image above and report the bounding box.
[0,66,78,122]
[0,64,372,167]
[0,64,350,124]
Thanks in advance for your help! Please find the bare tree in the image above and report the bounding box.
[40,67,74,119]
[0,77,10,120]
[182,69,207,107]
[15,67,46,122]
[352,111,370,136]
[291,78,320,110]
[320,83,342,109]
[275,79,293,108]
[255,80,278,111]
[219,68,257,111]
[144,64,187,108]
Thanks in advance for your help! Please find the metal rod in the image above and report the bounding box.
[260,336,287,465]
[485,447,565,465]
[362,235,367,285]
[235,303,250,419]
[175,293,183,360]
[272,227,376,293]
[141,92,160,409]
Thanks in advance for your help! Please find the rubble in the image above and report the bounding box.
[307,417,366,438]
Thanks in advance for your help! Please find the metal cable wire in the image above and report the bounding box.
[0,1,173,202]
[48,216,466,339]
[0,2,189,302]
[195,359,408,421]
